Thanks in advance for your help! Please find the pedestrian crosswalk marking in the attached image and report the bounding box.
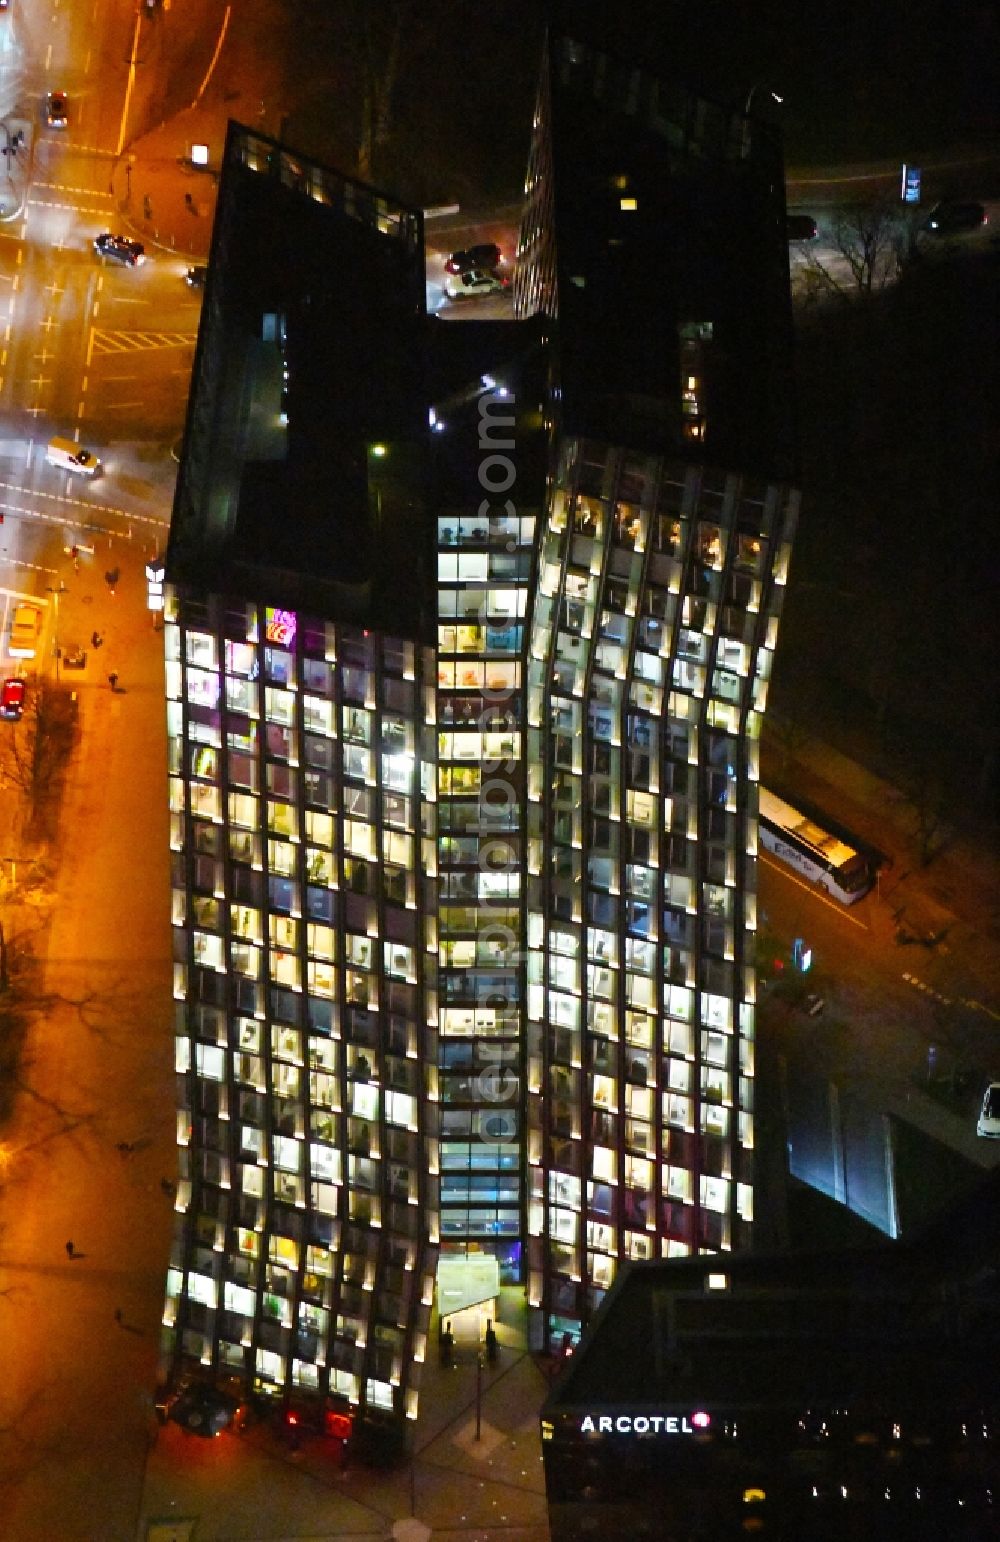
[89,329,198,356]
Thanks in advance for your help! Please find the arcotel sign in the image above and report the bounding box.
[579,1411,711,1436]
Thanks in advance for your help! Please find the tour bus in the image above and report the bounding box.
[46,437,101,477]
[758,786,873,905]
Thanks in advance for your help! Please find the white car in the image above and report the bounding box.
[445,268,510,301]
[977,1083,1000,1138]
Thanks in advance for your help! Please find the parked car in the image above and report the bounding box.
[786,213,818,241]
[977,1083,1000,1139]
[445,268,510,301]
[185,265,208,289]
[94,232,145,267]
[923,200,987,235]
[445,242,503,275]
[46,91,68,129]
[8,603,42,660]
[0,677,25,720]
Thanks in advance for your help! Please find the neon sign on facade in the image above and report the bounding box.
[579,1411,711,1436]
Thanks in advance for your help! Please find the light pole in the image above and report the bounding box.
[743,81,783,116]
[45,583,66,681]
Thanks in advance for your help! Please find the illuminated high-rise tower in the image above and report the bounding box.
[161,125,442,1452]
[515,31,799,1350]
[160,18,799,1445]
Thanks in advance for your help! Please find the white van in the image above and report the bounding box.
[46,437,101,477]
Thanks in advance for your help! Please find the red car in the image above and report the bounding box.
[1,677,26,720]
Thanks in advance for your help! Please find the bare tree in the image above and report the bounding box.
[0,681,77,824]
[797,199,909,302]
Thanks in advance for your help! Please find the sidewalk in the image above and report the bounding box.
[111,109,222,264]
[109,0,288,262]
[0,541,176,1542]
[136,1287,551,1541]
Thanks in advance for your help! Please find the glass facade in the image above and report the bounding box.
[160,27,800,1434]
[525,440,797,1346]
[435,480,534,1253]
[162,592,439,1430]
[428,368,547,1272]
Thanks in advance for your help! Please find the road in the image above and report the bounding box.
[0,8,188,675]
[759,849,1000,1169]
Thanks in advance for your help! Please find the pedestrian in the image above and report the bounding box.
[91,631,103,649]
[184,191,194,211]
[143,194,152,220]
[114,1308,123,1324]
[485,1320,498,1364]
[160,1177,176,1197]
[108,671,119,692]
[65,1240,76,1258]
[115,1140,134,1156]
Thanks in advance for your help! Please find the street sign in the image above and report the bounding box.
[146,555,166,611]
[901,164,921,204]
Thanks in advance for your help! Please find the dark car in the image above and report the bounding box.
[94,232,145,267]
[923,200,987,235]
[46,91,68,129]
[161,1380,241,1438]
[786,213,818,241]
[0,677,25,720]
[445,242,503,275]
[185,265,208,289]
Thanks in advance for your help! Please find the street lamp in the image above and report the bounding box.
[45,583,66,680]
[744,82,784,116]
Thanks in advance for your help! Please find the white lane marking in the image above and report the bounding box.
[105,401,146,409]
[759,852,870,930]
[27,200,119,216]
[32,181,114,199]
[0,558,60,576]
[100,374,139,381]
[0,490,167,533]
[0,478,168,527]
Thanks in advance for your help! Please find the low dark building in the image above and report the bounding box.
[541,1171,1000,1540]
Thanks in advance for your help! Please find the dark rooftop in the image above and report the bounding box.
[168,123,434,639]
